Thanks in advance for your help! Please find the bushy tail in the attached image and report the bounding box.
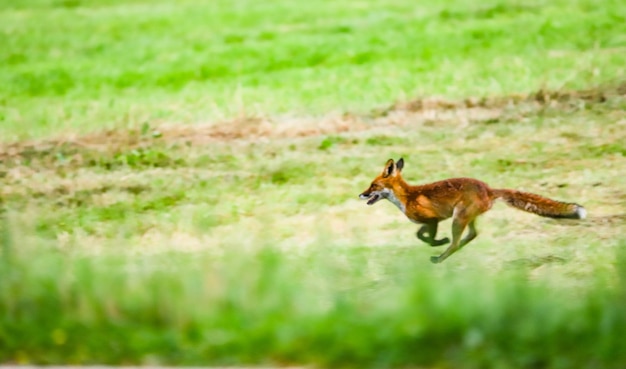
[493,189,586,219]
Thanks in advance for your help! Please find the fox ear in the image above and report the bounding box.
[396,158,404,172]
[382,158,395,178]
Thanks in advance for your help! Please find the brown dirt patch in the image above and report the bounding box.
[1,83,624,166]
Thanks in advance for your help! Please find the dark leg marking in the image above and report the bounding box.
[417,222,450,247]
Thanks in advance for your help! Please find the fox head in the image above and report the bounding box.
[359,158,404,206]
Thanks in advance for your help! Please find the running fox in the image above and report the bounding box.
[359,158,586,263]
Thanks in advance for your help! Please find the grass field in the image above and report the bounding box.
[1,0,626,368]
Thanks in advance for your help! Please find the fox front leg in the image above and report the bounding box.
[416,222,450,247]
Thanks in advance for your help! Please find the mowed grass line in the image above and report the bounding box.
[2,0,626,139]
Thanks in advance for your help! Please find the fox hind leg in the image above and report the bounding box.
[460,219,477,248]
[417,222,450,247]
[431,210,474,264]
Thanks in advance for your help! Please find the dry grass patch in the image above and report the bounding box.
[2,83,624,169]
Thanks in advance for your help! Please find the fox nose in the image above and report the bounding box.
[359,193,369,199]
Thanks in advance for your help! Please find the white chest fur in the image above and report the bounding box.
[383,189,406,213]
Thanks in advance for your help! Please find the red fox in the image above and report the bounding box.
[359,158,586,263]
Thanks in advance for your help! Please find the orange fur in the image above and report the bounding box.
[359,158,586,263]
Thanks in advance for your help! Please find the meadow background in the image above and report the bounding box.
[1,0,626,368]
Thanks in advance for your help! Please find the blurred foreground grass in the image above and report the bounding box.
[2,229,626,368]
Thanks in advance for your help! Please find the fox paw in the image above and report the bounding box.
[430,256,441,264]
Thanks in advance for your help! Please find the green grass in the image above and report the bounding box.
[2,0,626,368]
[2,93,626,367]
[2,0,626,139]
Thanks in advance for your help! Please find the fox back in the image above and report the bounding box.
[359,158,493,223]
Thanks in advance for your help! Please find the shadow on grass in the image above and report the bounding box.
[505,254,567,269]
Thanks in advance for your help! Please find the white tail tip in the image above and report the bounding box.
[575,205,587,219]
